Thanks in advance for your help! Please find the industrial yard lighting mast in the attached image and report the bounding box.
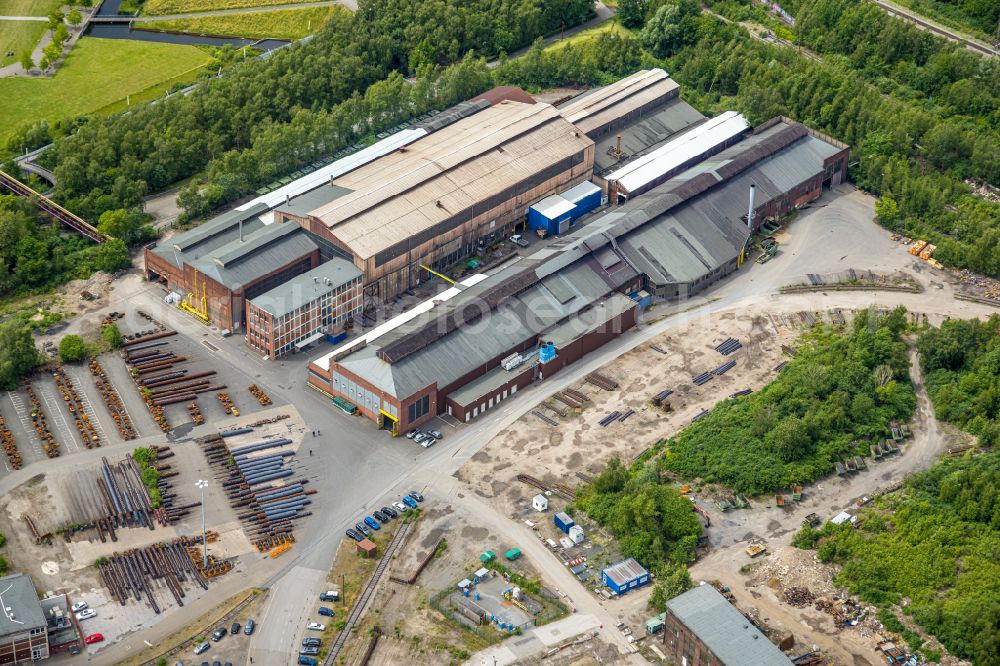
[196,479,209,567]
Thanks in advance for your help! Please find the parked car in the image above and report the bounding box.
[405,429,418,439]
[300,646,320,656]
[244,619,255,635]
[211,627,227,641]
[392,501,408,513]
[68,645,81,656]
[76,609,97,621]
[71,601,88,613]
[231,622,241,635]
[402,495,418,509]
[193,642,210,655]
[372,510,389,523]
[345,528,363,542]
[420,438,435,449]
[84,634,104,644]
[427,430,443,439]
[318,607,335,617]
[319,591,339,602]
[302,638,321,647]
[408,490,424,502]
[363,516,380,531]
[510,234,529,248]
[298,657,318,666]
[413,432,429,444]
[381,506,398,518]
[307,622,325,631]
[355,522,371,536]
[212,661,222,666]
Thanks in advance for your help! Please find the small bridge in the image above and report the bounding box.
[0,170,107,243]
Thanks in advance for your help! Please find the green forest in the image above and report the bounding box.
[800,453,1000,664]
[918,315,1000,445]
[663,308,915,494]
[891,0,1000,39]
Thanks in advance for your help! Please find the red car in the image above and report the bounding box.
[84,633,104,644]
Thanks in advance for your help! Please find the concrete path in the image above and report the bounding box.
[0,15,48,20]
[488,0,615,67]
[0,5,94,78]
[92,0,348,22]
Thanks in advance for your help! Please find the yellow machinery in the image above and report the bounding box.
[379,409,399,436]
[419,264,456,285]
[180,268,210,322]
[269,542,292,558]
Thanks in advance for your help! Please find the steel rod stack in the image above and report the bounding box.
[692,371,714,386]
[88,357,137,440]
[713,360,737,376]
[52,366,101,449]
[715,337,743,355]
[24,381,59,457]
[198,431,307,542]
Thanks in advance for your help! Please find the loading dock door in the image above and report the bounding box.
[379,409,399,436]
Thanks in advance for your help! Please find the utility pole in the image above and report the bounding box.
[196,479,209,567]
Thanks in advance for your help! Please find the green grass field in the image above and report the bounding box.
[547,19,628,51]
[142,0,313,17]
[0,37,211,146]
[146,5,339,39]
[0,0,65,66]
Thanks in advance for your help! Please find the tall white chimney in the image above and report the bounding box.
[747,184,756,230]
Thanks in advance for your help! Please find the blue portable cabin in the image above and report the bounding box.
[528,195,576,237]
[554,511,574,534]
[601,558,650,595]
[561,181,602,220]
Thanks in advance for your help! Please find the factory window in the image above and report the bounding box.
[32,649,43,660]
[30,628,44,636]
[407,394,429,423]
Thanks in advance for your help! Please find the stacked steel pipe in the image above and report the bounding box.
[88,357,137,440]
[24,381,59,457]
[715,337,743,355]
[52,366,101,448]
[199,432,310,541]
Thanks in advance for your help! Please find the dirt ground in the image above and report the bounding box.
[456,308,800,515]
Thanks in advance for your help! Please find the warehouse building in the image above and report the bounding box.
[662,585,792,666]
[558,68,706,175]
[601,558,650,595]
[245,258,362,359]
[308,114,848,429]
[301,101,595,302]
[0,574,49,664]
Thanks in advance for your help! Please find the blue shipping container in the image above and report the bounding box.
[528,195,575,236]
[554,511,574,534]
[562,181,602,221]
[326,331,348,345]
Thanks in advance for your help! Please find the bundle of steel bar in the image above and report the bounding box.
[692,372,713,385]
[730,388,753,398]
[599,411,621,427]
[713,360,736,375]
[715,338,742,355]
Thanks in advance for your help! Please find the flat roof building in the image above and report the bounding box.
[246,258,363,359]
[601,558,650,595]
[663,585,793,665]
[0,574,50,664]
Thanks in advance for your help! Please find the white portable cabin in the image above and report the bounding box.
[532,494,549,512]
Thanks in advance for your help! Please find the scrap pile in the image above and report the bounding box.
[783,587,815,608]
[200,432,310,542]
[98,534,231,615]
[0,416,22,469]
[815,597,867,626]
[187,402,204,425]
[216,392,239,416]
[248,384,272,406]
[24,381,59,458]
[88,357,137,440]
[52,366,101,448]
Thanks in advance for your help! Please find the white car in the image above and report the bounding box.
[307,622,325,631]
[420,438,435,449]
[413,432,429,444]
[76,609,97,620]
[71,601,88,613]
[392,501,408,513]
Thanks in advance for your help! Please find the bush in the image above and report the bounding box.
[101,324,124,350]
[0,555,7,575]
[792,524,821,550]
[0,531,5,547]
[58,334,87,362]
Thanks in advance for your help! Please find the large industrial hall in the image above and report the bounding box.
[145,68,847,426]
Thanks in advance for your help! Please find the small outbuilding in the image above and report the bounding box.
[532,494,549,512]
[554,511,574,534]
[457,579,472,592]
[601,558,650,595]
[356,538,377,558]
[473,567,491,584]
[568,524,585,544]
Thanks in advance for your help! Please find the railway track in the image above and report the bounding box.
[323,523,411,664]
[873,1,999,57]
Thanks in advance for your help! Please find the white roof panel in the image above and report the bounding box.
[530,195,576,219]
[562,180,601,203]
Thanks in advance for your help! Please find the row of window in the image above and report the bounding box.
[407,395,430,424]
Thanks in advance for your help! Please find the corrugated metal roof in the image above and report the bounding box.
[153,204,270,270]
[607,112,750,193]
[190,224,318,291]
[0,574,46,635]
[562,180,601,203]
[559,69,679,136]
[594,98,706,172]
[248,257,361,318]
[602,558,648,587]
[531,195,576,219]
[666,585,793,665]
[310,102,593,260]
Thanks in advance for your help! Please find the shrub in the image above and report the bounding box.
[58,334,87,362]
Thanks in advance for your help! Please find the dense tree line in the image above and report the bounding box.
[657,4,1000,276]
[918,315,1000,445]
[893,0,1000,38]
[663,308,916,494]
[0,195,130,299]
[575,456,704,570]
[29,0,593,223]
[0,319,41,391]
[799,453,1000,664]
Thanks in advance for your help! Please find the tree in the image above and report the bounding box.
[19,51,34,73]
[0,555,7,575]
[91,238,131,273]
[617,0,648,28]
[58,334,88,363]
[0,319,41,390]
[874,196,899,223]
[52,22,69,46]
[640,0,699,57]
[66,8,82,26]
[101,324,124,350]
[647,564,693,609]
[47,10,64,30]
[97,209,153,246]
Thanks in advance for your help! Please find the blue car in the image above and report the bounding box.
[364,516,380,531]
[298,657,318,666]
[318,607,335,617]
[401,496,418,509]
